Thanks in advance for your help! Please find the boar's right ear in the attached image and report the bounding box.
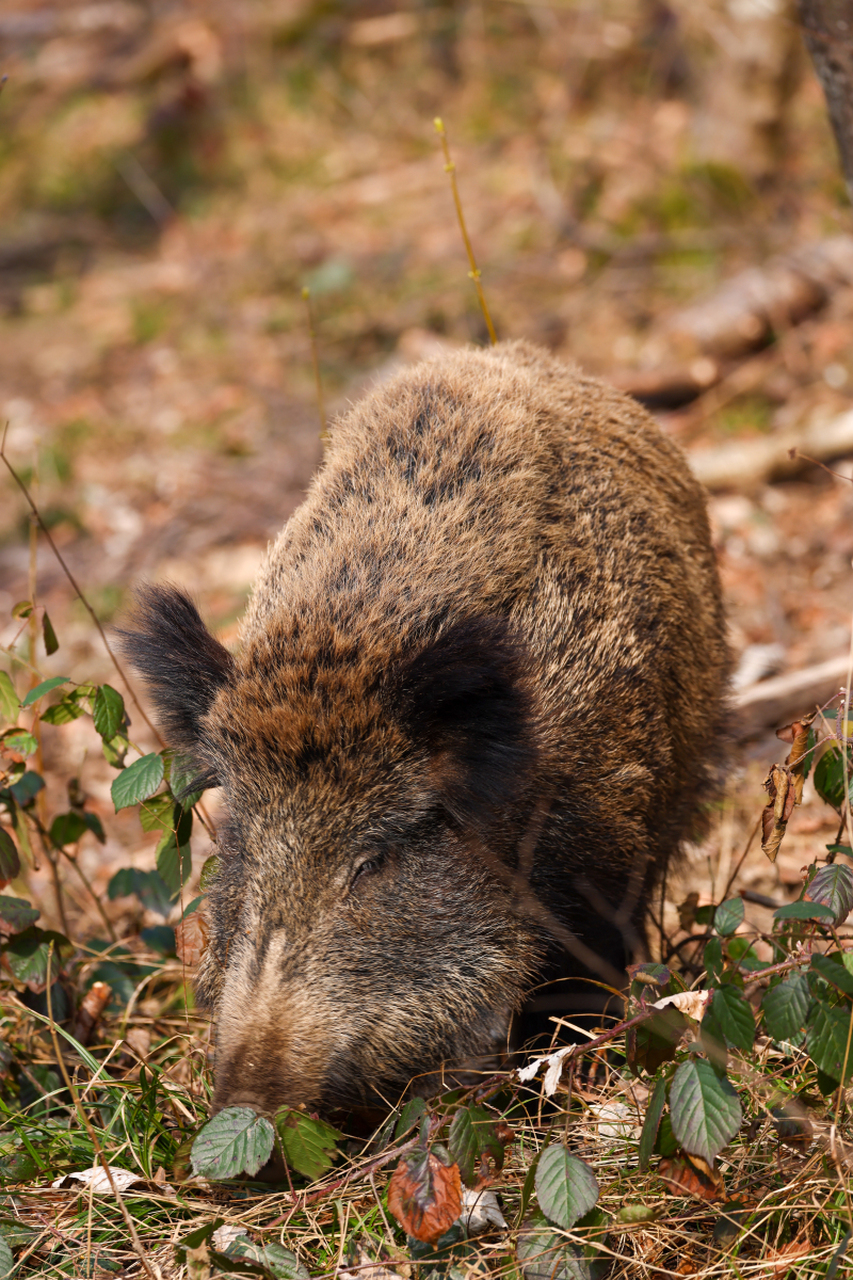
[394,616,537,826]
[117,584,234,756]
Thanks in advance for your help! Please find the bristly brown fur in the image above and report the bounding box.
[120,340,730,1117]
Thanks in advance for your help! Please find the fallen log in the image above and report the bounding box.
[689,406,853,490]
[733,652,850,738]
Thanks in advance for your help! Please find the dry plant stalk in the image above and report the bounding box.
[433,118,497,345]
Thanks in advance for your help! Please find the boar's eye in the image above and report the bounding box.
[350,854,385,891]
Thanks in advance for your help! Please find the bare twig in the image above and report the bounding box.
[434,118,497,345]
[302,287,327,437]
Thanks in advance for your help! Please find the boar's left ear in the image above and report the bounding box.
[394,616,537,825]
[117,584,235,757]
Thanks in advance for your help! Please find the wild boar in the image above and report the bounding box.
[121,340,728,1115]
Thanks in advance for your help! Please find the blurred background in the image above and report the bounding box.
[1,0,852,931]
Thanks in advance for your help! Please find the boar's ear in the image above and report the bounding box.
[117,584,234,756]
[395,616,537,825]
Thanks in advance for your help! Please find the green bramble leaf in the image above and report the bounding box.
[20,677,69,709]
[1,729,38,758]
[49,812,88,848]
[156,836,192,897]
[448,1104,505,1186]
[762,972,811,1042]
[41,691,86,724]
[84,812,105,843]
[0,672,18,722]
[638,1074,667,1171]
[8,771,44,805]
[42,612,59,655]
[11,601,32,619]
[807,864,853,926]
[517,1215,591,1280]
[703,985,755,1054]
[4,927,71,985]
[534,1145,599,1230]
[0,896,39,930]
[807,1002,853,1084]
[139,793,176,833]
[199,855,221,891]
[110,754,165,811]
[191,1106,276,1179]
[274,1107,342,1181]
[0,1233,14,1278]
[0,831,20,884]
[811,953,853,998]
[669,1059,742,1163]
[713,898,744,937]
[107,868,173,919]
[226,1238,310,1279]
[93,685,125,742]
[774,900,835,922]
[394,1095,427,1140]
[814,746,848,811]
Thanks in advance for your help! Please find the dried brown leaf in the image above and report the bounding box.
[658,1152,723,1201]
[175,911,208,967]
[387,1151,463,1243]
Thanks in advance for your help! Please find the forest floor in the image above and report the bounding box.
[1,0,853,1275]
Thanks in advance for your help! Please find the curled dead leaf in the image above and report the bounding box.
[652,990,710,1022]
[766,1235,812,1277]
[658,1152,723,1201]
[174,910,208,967]
[73,981,111,1046]
[762,764,796,863]
[387,1150,462,1243]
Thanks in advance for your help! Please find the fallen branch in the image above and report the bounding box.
[689,406,853,490]
[733,653,851,738]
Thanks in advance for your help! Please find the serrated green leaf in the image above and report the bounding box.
[107,867,173,918]
[1,730,38,758]
[42,612,59,655]
[638,1074,667,1171]
[93,684,125,742]
[774,900,835,921]
[669,1059,742,1163]
[394,1095,427,1140]
[0,896,39,930]
[191,1106,276,1179]
[517,1216,591,1280]
[140,925,176,956]
[102,734,130,768]
[4,927,70,985]
[704,985,754,1054]
[274,1107,342,1181]
[227,1238,310,1279]
[139,793,176,833]
[200,855,221,891]
[0,830,20,884]
[807,1002,853,1083]
[8,770,44,805]
[0,672,18,722]
[20,677,69,708]
[0,1232,14,1278]
[41,693,86,725]
[534,1145,599,1230]
[811,953,853,998]
[448,1104,504,1186]
[808,865,853,925]
[110,753,165,811]
[84,811,106,843]
[49,811,88,848]
[762,972,811,1041]
[156,837,192,897]
[814,746,848,811]
[167,753,204,806]
[713,898,744,937]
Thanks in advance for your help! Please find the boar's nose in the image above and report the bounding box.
[212,1040,318,1117]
